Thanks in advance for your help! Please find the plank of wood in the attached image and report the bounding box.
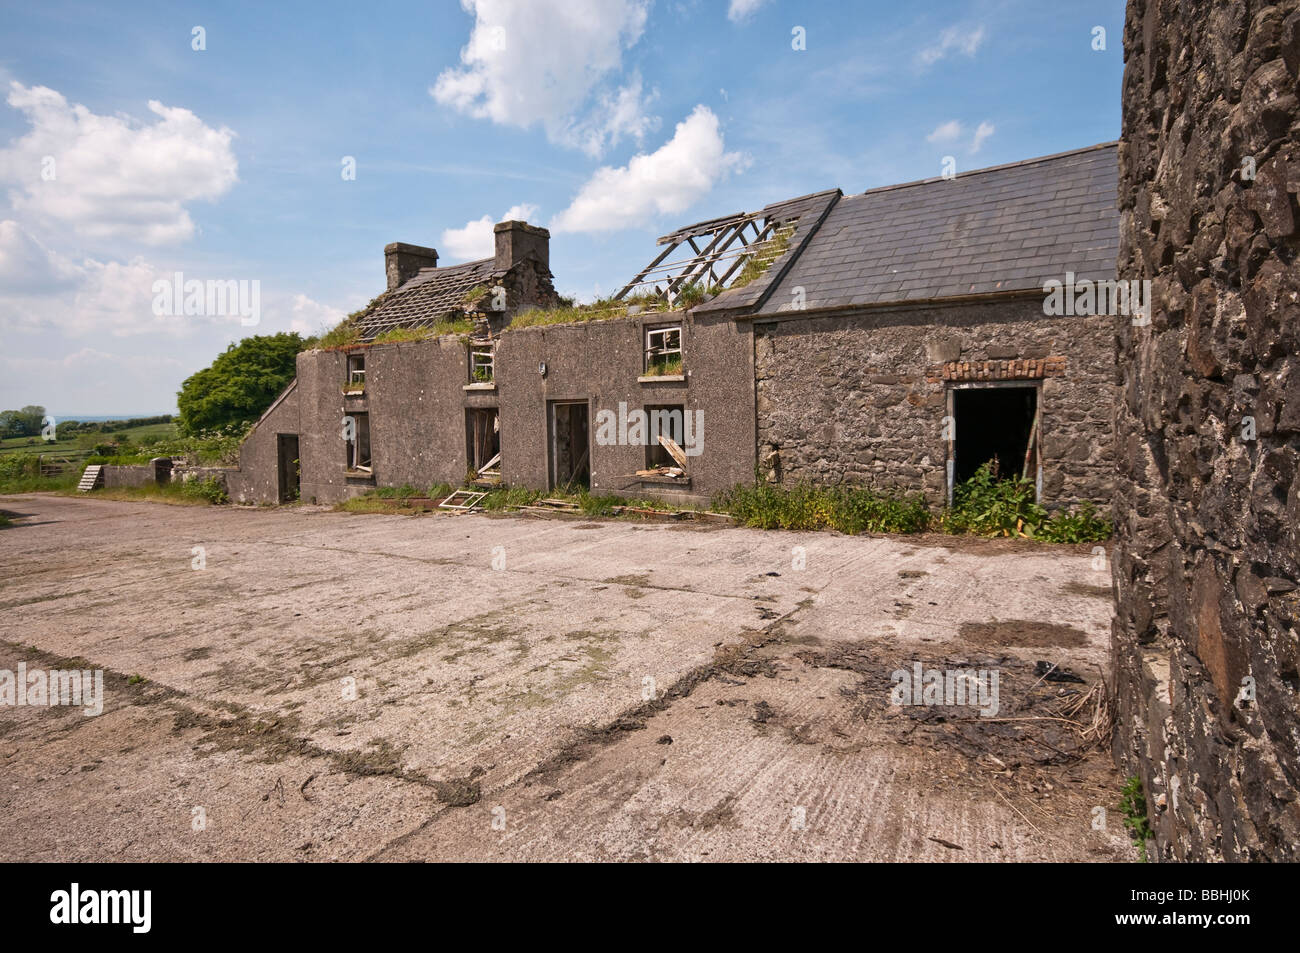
[658,435,689,469]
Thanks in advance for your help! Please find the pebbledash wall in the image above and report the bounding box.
[227,309,757,507]
[750,296,1114,507]
[226,292,1114,510]
[1112,0,1300,860]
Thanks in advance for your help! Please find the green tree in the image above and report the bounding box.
[0,405,46,438]
[177,334,306,435]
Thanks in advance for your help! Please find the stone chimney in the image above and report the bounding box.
[494,221,550,274]
[384,242,439,291]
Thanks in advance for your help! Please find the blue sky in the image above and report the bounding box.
[0,0,1124,415]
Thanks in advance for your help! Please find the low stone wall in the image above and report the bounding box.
[1113,0,1300,861]
[101,458,172,489]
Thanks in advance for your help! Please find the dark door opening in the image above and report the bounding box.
[549,401,590,490]
[466,408,501,478]
[951,386,1039,491]
[276,434,300,503]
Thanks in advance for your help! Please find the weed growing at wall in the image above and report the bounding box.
[1119,775,1153,862]
[716,463,1110,542]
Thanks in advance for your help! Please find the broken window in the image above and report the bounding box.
[466,408,501,479]
[644,404,686,471]
[345,412,371,472]
[645,325,682,376]
[470,347,495,384]
[345,353,365,392]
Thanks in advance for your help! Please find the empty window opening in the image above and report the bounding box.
[345,412,371,472]
[950,386,1039,496]
[645,325,682,376]
[346,353,365,391]
[549,400,590,490]
[470,347,494,384]
[644,404,685,470]
[466,408,501,478]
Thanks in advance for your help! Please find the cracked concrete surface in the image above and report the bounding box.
[0,494,1134,861]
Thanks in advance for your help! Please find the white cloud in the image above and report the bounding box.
[926,120,963,144]
[551,106,747,234]
[440,203,541,262]
[0,83,238,246]
[971,121,995,153]
[917,25,986,67]
[431,0,655,157]
[727,0,768,22]
[289,294,345,336]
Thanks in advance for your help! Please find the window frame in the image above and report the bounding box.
[644,324,683,376]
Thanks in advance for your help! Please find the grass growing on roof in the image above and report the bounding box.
[729,225,795,290]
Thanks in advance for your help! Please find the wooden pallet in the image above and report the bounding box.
[77,464,104,492]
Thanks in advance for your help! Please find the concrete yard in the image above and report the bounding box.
[0,494,1135,861]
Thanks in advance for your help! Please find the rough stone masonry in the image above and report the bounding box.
[1113,0,1300,860]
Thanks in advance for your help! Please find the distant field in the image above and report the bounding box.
[0,420,179,457]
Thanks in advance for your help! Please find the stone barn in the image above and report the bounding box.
[226,144,1119,510]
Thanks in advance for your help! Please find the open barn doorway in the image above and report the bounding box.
[948,384,1040,502]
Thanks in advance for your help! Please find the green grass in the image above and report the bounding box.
[645,354,684,376]
[72,478,226,506]
[338,483,685,517]
[0,513,11,528]
[372,318,474,343]
[1119,775,1153,862]
[0,420,179,457]
[729,225,795,290]
[715,463,1111,542]
[717,482,931,534]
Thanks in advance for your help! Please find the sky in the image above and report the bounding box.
[0,0,1125,416]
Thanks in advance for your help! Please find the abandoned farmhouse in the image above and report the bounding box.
[223,142,1120,510]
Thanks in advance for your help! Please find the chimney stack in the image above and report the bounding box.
[384,242,439,291]
[493,221,550,274]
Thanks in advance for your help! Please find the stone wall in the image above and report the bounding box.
[752,298,1114,508]
[1113,0,1300,861]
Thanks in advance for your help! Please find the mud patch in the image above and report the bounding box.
[434,766,486,807]
[959,620,1089,648]
[1061,581,1112,598]
[795,641,1106,770]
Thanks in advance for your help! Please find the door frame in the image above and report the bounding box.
[945,381,1042,505]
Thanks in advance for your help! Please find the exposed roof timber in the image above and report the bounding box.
[615,213,782,301]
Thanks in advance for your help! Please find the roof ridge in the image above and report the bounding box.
[853,141,1118,198]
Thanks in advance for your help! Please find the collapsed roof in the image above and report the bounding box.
[349,142,1118,341]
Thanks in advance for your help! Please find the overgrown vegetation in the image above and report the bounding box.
[1119,774,1153,862]
[729,225,795,290]
[331,463,1111,544]
[718,482,931,534]
[371,318,475,344]
[644,354,684,376]
[338,483,684,517]
[716,462,1111,542]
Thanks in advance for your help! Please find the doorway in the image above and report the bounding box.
[276,434,300,503]
[949,385,1039,499]
[466,408,501,477]
[549,400,590,490]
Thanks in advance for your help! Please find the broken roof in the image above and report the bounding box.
[356,257,501,341]
[691,142,1119,316]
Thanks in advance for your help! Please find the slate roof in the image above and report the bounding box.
[356,257,502,340]
[699,142,1118,316]
[690,190,841,314]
